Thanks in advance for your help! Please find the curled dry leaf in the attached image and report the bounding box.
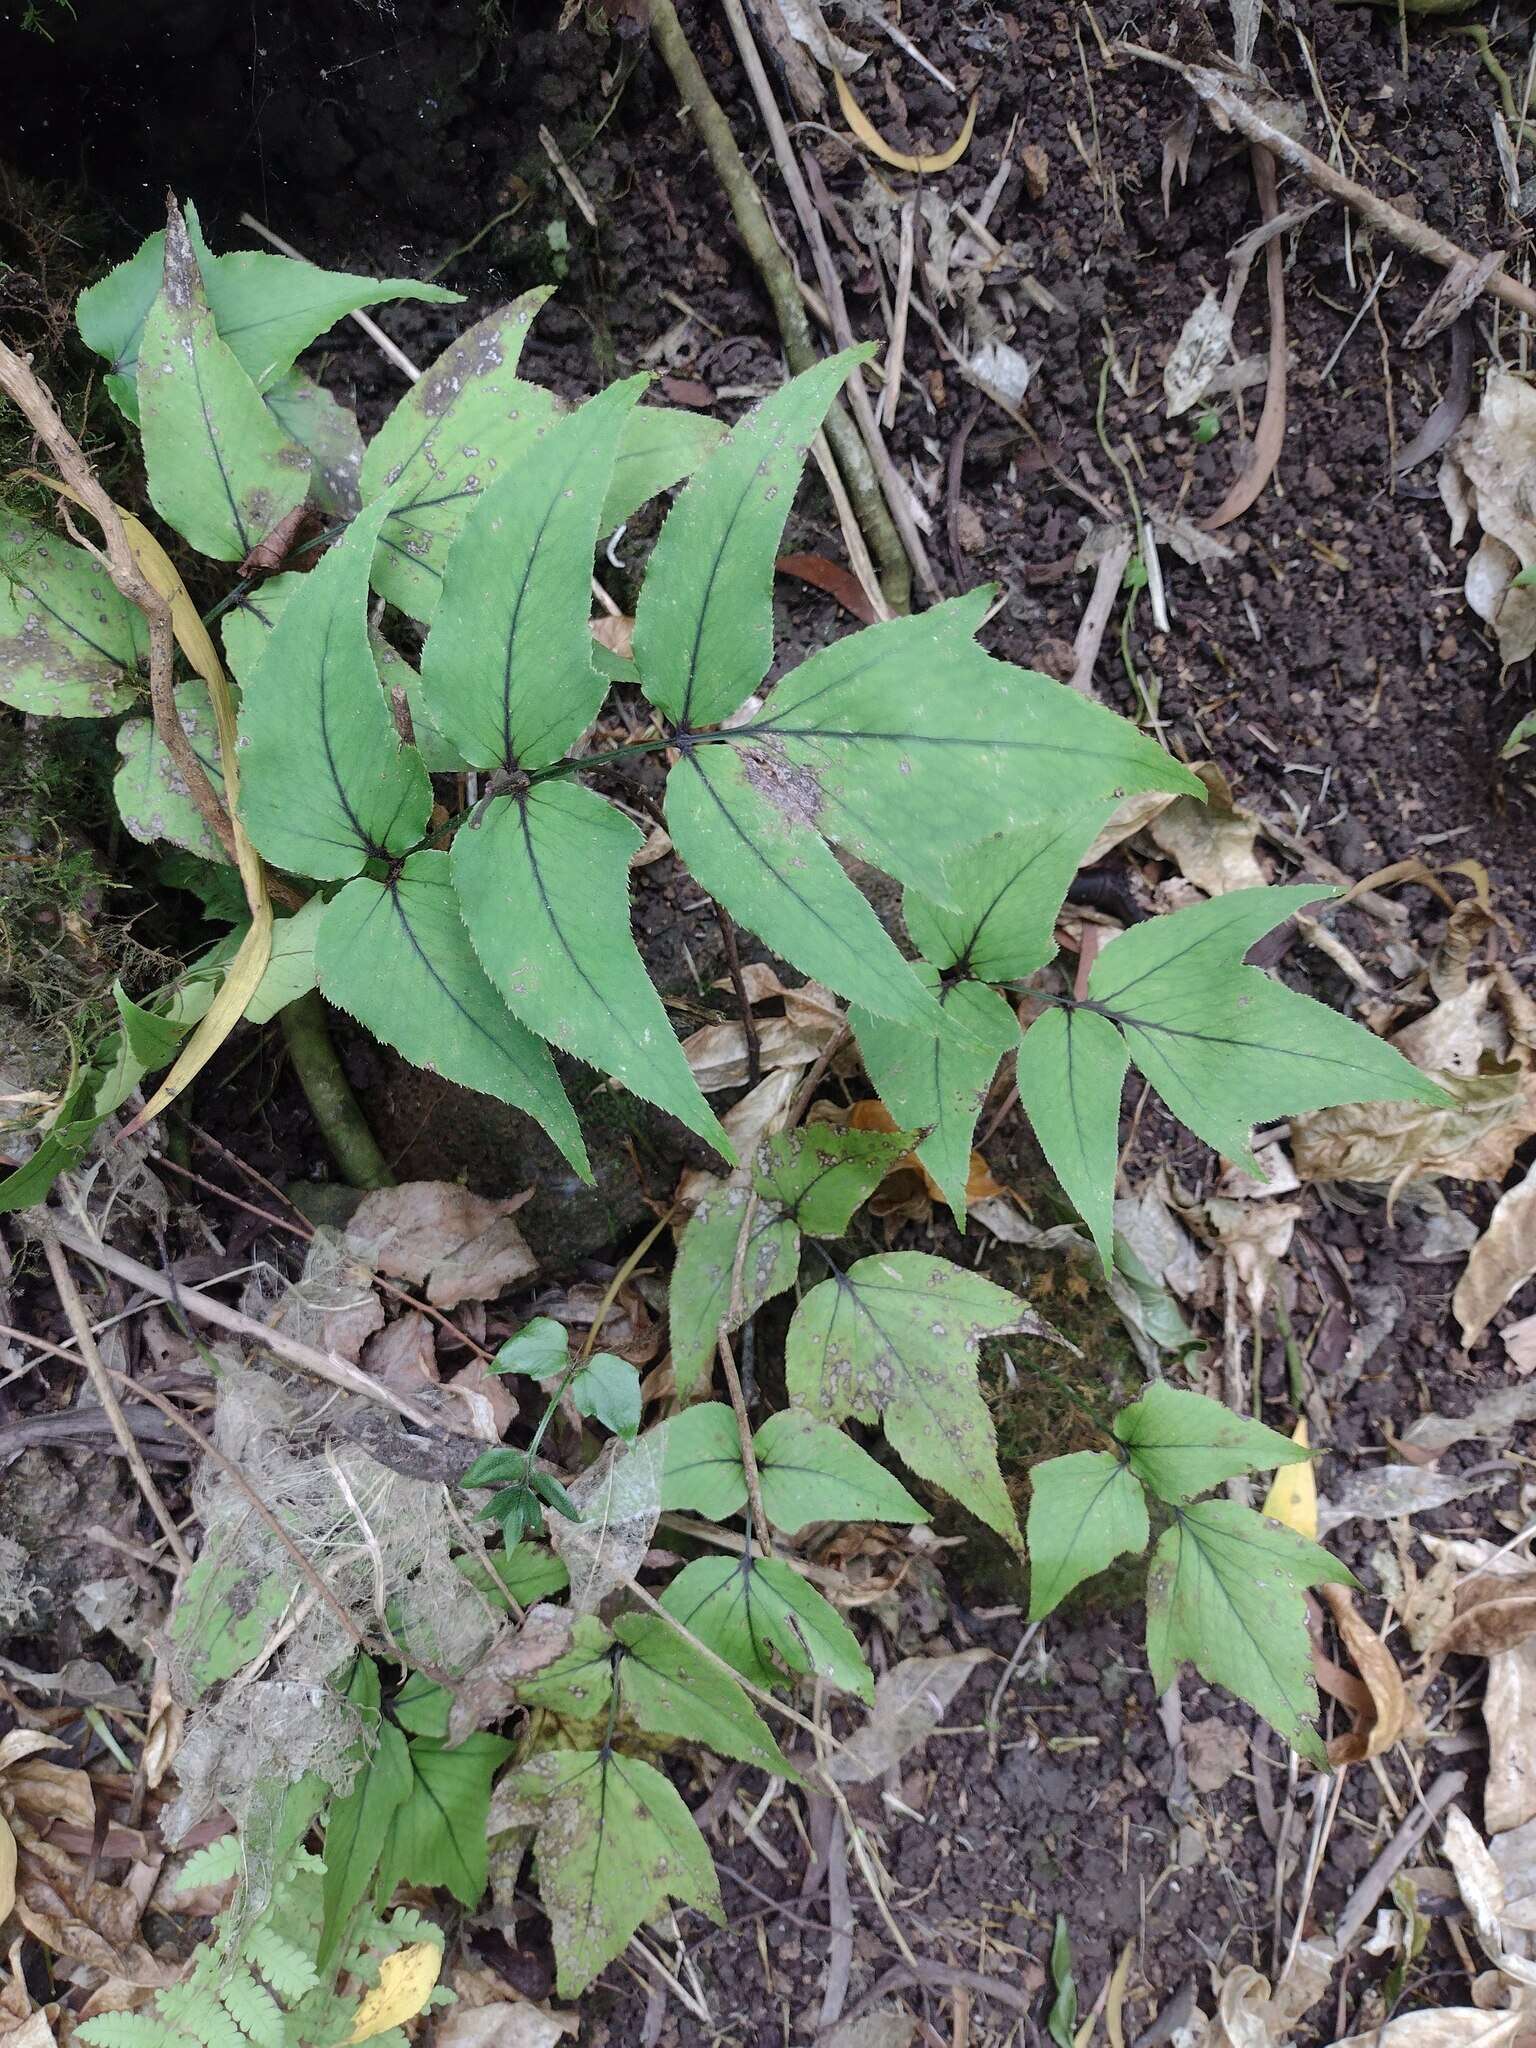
[1454,1159,1536,1348]
[1331,2012,1523,2048]
[589,612,633,663]
[847,1097,1004,1214]
[828,1648,990,1784]
[675,1066,801,1209]
[1317,1581,1412,1765]
[681,970,844,1093]
[1432,1573,1536,1660]
[834,71,978,174]
[1442,1806,1536,1988]
[1440,370,1536,666]
[346,1182,537,1309]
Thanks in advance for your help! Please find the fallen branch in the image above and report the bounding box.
[0,341,239,871]
[40,1215,473,1436]
[646,0,914,612]
[37,1217,192,1569]
[1120,44,1536,323]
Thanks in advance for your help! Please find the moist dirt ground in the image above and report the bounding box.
[4,2,1536,2043]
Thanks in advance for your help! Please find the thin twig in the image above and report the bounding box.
[41,1215,471,1433]
[105,1362,371,1655]
[0,341,236,868]
[1330,1768,1467,1954]
[1204,144,1287,531]
[718,1330,773,1556]
[36,1218,192,1569]
[646,0,913,612]
[1119,45,1536,322]
[712,904,762,1086]
[722,0,938,597]
[882,197,915,432]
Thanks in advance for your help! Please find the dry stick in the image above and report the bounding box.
[881,197,916,432]
[823,1960,1039,2038]
[646,0,913,613]
[0,342,238,872]
[1119,45,1536,323]
[43,1215,467,1433]
[104,1361,371,1656]
[1069,536,1134,698]
[721,0,938,598]
[717,1330,772,1557]
[1330,1767,1467,1955]
[37,1217,193,1570]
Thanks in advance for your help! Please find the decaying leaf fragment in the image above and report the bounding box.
[1440,370,1536,666]
[1454,1159,1536,1348]
[345,1181,537,1309]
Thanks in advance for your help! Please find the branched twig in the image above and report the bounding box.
[0,340,240,870]
[720,0,938,597]
[36,1218,192,1568]
[646,0,913,612]
[41,1214,477,1435]
[1119,44,1536,322]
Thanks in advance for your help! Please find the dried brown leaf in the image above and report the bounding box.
[346,1183,537,1309]
[1455,1159,1536,1348]
[1440,370,1536,665]
[827,1649,989,1784]
[1318,1581,1412,1764]
[1433,1573,1536,1659]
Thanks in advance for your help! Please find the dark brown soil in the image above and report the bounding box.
[4,0,1534,2039]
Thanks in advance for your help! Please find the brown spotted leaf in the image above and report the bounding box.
[137,200,311,563]
[0,516,145,717]
[784,1252,1057,1549]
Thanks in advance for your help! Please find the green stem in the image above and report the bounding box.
[279,989,394,1190]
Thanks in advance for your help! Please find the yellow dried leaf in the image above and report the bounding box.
[28,479,275,1133]
[834,71,977,173]
[346,1942,443,2044]
[116,514,273,1133]
[0,1812,15,1925]
[1262,1420,1317,1540]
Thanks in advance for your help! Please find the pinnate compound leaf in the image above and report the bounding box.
[0,515,145,715]
[238,495,431,879]
[1087,886,1448,1175]
[453,780,728,1154]
[853,971,1020,1227]
[786,1253,1043,1549]
[359,295,557,621]
[137,203,311,563]
[377,1731,513,1909]
[660,1403,750,1519]
[1014,1005,1130,1271]
[1025,1451,1149,1620]
[1113,1380,1312,1505]
[754,1121,913,1237]
[316,850,589,1177]
[420,375,646,771]
[661,1553,872,1701]
[114,681,227,861]
[665,743,942,1028]
[753,1409,929,1529]
[728,607,1193,903]
[613,1613,796,1778]
[77,208,459,421]
[1146,1500,1354,1761]
[262,369,365,517]
[905,807,1121,982]
[493,1749,722,1998]
[668,1180,800,1398]
[635,348,870,727]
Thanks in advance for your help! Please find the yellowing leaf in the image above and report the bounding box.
[28,480,275,1132]
[1262,1421,1317,1541]
[116,511,272,1133]
[346,1940,442,2043]
[834,71,977,172]
[0,1807,16,1923]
